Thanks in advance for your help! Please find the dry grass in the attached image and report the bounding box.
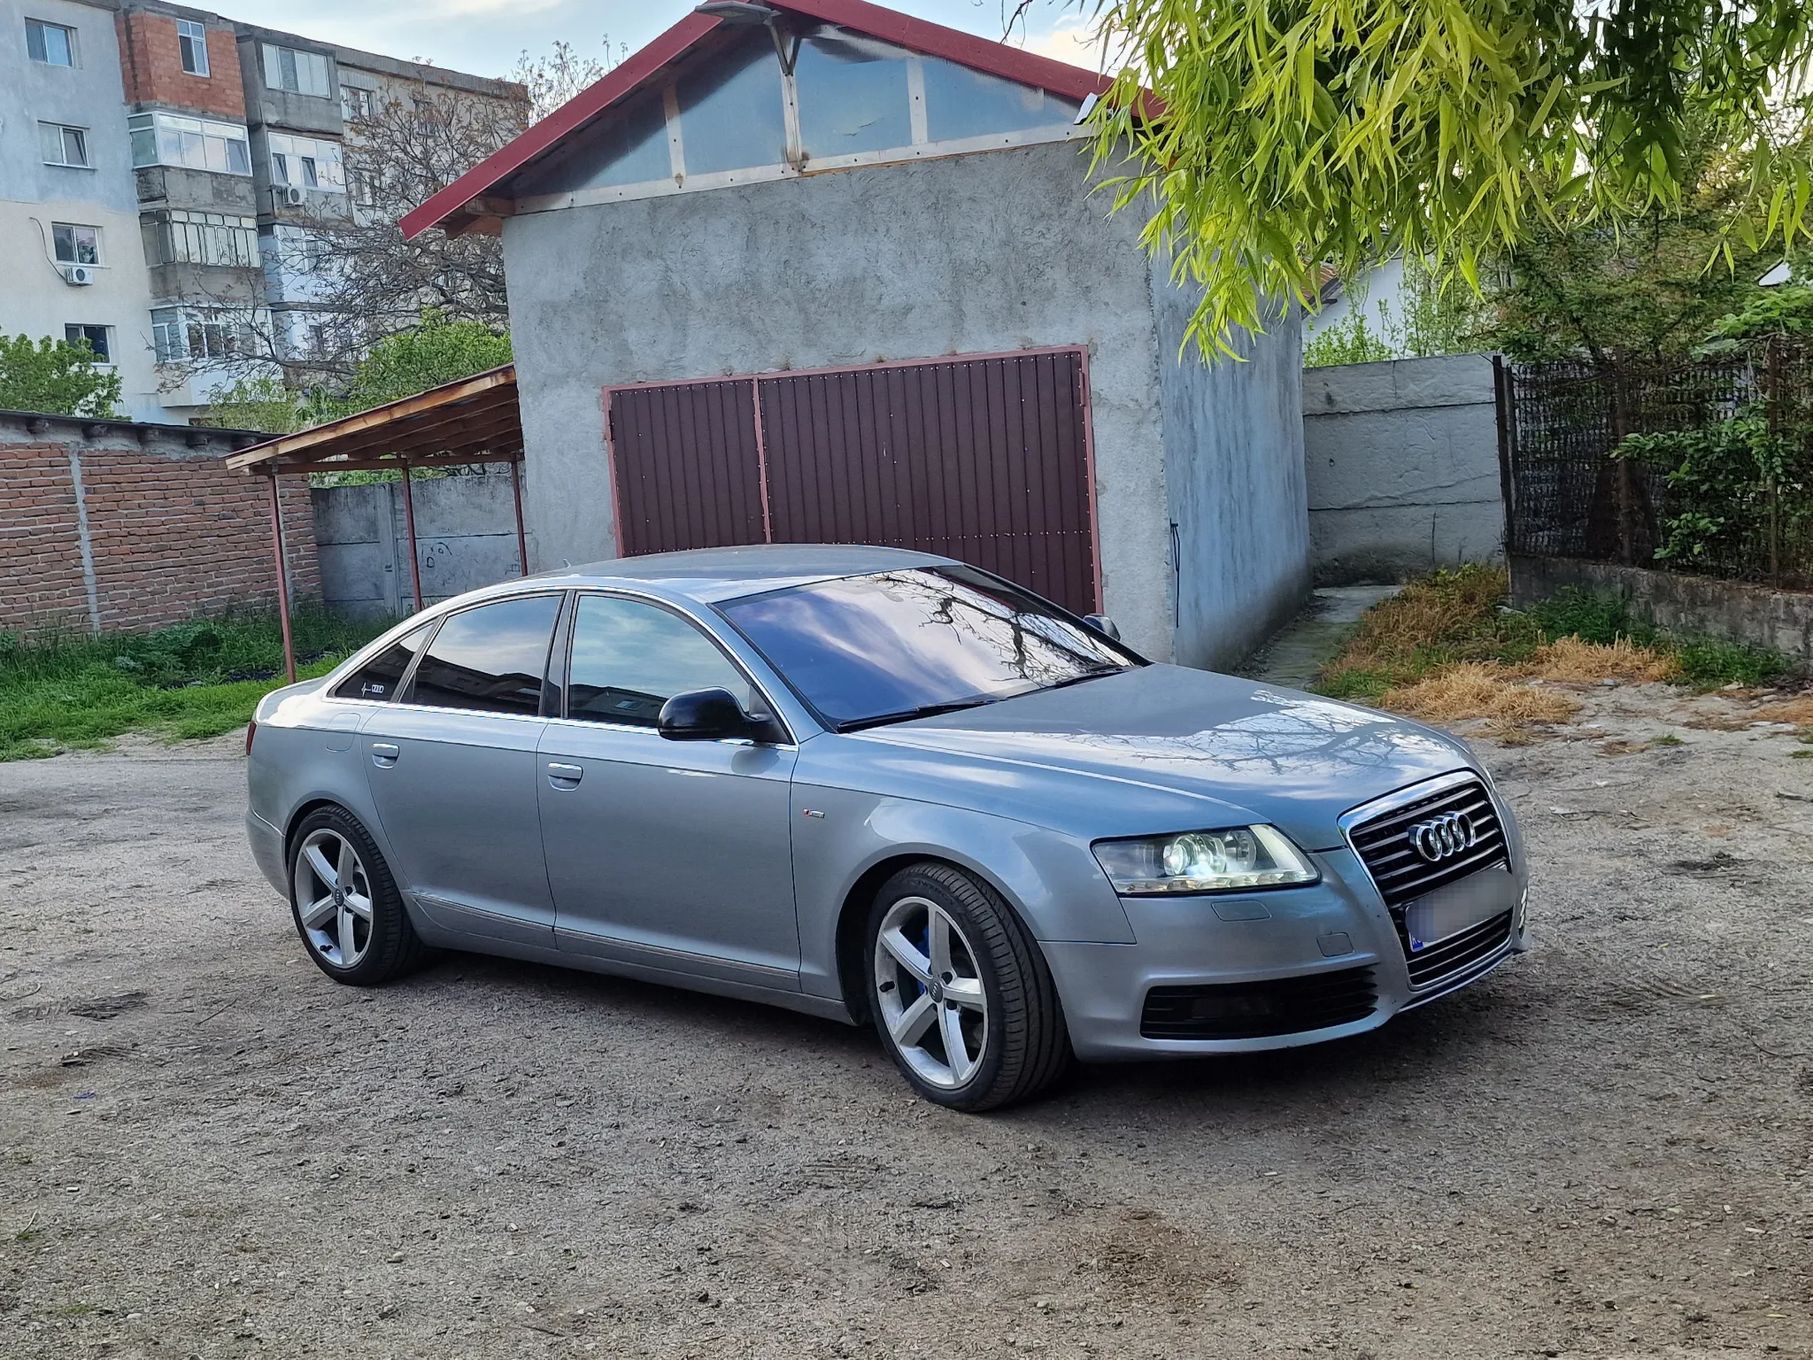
[1752,696,1813,729]
[1378,662,1582,732]
[1517,636,1680,684]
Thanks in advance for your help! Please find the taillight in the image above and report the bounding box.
[245,720,257,756]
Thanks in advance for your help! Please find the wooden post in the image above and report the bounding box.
[1492,354,1517,556]
[398,461,424,611]
[1610,365,1636,565]
[510,456,529,576]
[267,472,296,684]
[1765,337,1784,587]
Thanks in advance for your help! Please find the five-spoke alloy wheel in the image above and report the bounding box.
[866,862,1071,1112]
[286,806,424,986]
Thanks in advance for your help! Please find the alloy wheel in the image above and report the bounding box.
[873,895,988,1089]
[293,828,375,969]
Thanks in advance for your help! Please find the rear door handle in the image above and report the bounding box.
[546,761,583,787]
[371,742,400,767]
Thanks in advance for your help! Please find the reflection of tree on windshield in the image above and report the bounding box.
[878,569,1121,693]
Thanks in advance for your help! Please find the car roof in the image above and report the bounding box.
[523,543,956,604]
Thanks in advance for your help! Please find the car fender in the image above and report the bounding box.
[790,782,1136,1002]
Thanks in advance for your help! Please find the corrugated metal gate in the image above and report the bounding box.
[606,349,1099,612]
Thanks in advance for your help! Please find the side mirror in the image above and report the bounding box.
[1084,613,1121,642]
[657,687,775,743]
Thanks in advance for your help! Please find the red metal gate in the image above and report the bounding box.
[605,348,1099,612]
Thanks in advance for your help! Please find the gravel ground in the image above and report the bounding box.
[2,687,1810,1359]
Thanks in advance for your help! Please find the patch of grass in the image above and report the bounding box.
[1314,568,1793,726]
[1650,733,1687,747]
[0,606,391,761]
[1381,662,1581,730]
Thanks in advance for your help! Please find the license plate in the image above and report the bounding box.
[1404,868,1512,952]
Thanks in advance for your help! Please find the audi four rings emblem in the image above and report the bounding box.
[1408,811,1478,862]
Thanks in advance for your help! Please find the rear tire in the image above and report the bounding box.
[866,862,1071,1112]
[287,806,425,986]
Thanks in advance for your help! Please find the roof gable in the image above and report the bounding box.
[400,0,1113,239]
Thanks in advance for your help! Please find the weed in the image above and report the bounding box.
[1380,663,1581,728]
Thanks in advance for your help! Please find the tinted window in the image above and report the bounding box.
[720,566,1139,730]
[333,621,431,701]
[405,596,560,715]
[566,595,756,728]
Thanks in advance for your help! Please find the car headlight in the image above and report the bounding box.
[1091,825,1319,895]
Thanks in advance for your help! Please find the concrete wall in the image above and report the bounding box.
[311,472,523,618]
[504,141,1180,658]
[1511,554,1813,673]
[1302,354,1504,584]
[1152,279,1309,669]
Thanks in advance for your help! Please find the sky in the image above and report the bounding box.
[214,0,1104,83]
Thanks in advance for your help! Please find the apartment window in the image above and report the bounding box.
[52,223,101,266]
[25,17,76,66]
[141,209,257,269]
[128,111,251,175]
[262,42,332,98]
[342,85,376,121]
[267,132,344,191]
[64,324,112,364]
[150,306,251,364]
[177,18,209,76]
[346,169,377,207]
[38,121,89,168]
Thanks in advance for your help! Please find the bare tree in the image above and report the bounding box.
[511,37,626,118]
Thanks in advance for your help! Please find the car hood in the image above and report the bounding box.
[847,664,1479,849]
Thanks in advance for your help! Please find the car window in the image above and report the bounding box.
[566,595,757,727]
[719,566,1140,730]
[404,595,561,716]
[333,621,431,702]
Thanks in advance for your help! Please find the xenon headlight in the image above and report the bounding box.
[1091,825,1318,895]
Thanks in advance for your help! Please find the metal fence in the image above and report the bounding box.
[1500,341,1813,588]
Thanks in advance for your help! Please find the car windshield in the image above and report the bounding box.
[718,566,1141,730]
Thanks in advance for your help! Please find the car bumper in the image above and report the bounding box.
[246,808,288,897]
[1044,846,1528,1062]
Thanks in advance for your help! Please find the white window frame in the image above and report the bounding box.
[128,111,252,176]
[25,17,76,67]
[144,210,258,269]
[342,85,376,122]
[63,324,113,365]
[177,18,209,77]
[149,306,253,365]
[262,42,333,98]
[267,132,345,192]
[38,121,90,168]
[51,222,102,266]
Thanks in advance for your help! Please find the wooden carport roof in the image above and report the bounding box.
[225,363,521,473]
[226,363,529,683]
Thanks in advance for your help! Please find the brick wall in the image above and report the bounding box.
[0,434,319,636]
[116,11,246,121]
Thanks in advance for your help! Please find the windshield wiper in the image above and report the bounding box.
[836,698,994,733]
[1038,666,1127,692]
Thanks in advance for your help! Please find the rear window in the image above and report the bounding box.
[404,595,561,716]
[333,622,431,702]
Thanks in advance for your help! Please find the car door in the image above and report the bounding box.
[537,591,801,987]
[360,591,564,950]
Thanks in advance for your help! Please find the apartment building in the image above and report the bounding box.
[2,0,525,422]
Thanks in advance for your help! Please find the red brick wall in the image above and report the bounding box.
[0,438,320,635]
[116,12,246,121]
[0,445,90,632]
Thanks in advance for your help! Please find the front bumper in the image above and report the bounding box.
[1045,845,1527,1062]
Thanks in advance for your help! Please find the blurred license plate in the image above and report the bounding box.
[1404,869,1510,952]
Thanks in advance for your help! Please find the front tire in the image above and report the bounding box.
[866,862,1070,1112]
[287,806,424,986]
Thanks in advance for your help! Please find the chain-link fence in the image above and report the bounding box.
[1502,341,1813,588]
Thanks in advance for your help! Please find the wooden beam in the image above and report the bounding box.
[225,365,515,469]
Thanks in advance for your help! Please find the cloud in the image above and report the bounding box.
[1015,13,1107,71]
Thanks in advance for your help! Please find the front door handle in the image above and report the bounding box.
[371,742,400,767]
[546,761,583,788]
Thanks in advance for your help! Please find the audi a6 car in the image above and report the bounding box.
[245,545,1528,1111]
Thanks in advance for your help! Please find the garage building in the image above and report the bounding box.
[403,0,1307,666]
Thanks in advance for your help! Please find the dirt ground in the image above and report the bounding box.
[2,685,1810,1360]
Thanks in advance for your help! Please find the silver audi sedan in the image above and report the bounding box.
[246,545,1528,1111]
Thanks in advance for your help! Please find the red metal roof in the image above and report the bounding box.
[399,0,1115,240]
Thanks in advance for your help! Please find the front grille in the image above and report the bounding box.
[1347,777,1516,992]
[1347,778,1508,910]
[1406,910,1513,990]
[1141,965,1378,1040]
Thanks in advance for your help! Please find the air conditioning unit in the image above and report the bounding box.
[61,264,95,286]
[283,186,306,206]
